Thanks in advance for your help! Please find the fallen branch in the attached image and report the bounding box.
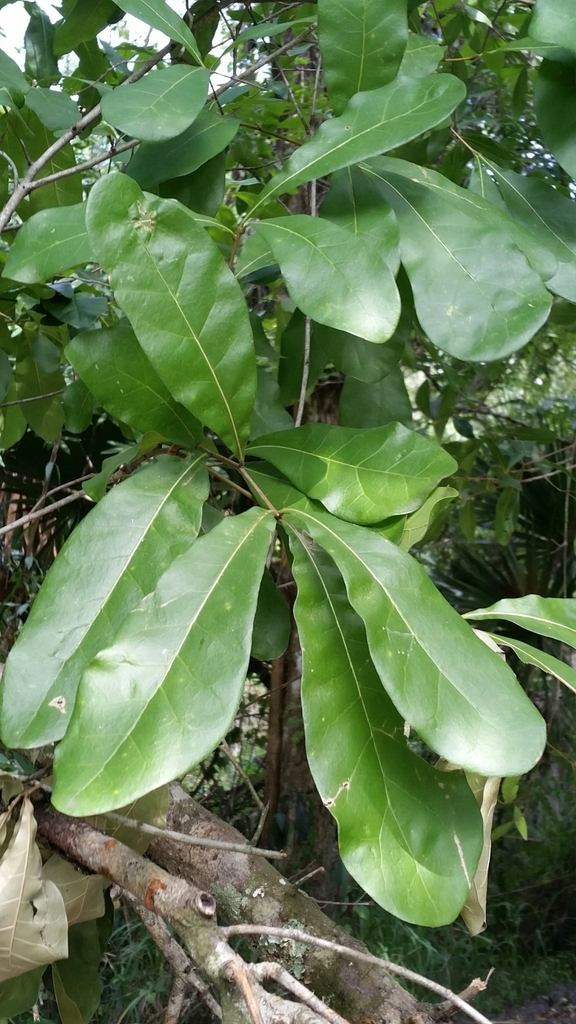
[102,810,286,859]
[221,926,493,1024]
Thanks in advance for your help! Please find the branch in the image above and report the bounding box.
[213,27,314,98]
[0,43,172,232]
[121,888,222,1022]
[0,490,90,539]
[25,139,140,193]
[221,927,494,1024]
[250,963,350,1024]
[102,810,286,859]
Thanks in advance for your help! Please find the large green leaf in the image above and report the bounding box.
[247,466,545,776]
[485,633,576,697]
[52,920,102,1024]
[529,0,576,53]
[20,110,82,216]
[363,159,552,360]
[249,423,455,524]
[488,168,576,301]
[289,535,482,926]
[13,349,64,442]
[4,203,92,284]
[318,0,408,115]
[52,508,274,815]
[24,3,59,82]
[115,0,202,64]
[86,173,256,456]
[465,595,576,648]
[126,109,239,188]
[101,66,209,143]
[25,87,79,131]
[254,73,466,210]
[254,216,400,344]
[534,60,576,179]
[0,48,29,98]
[0,967,44,1017]
[314,322,404,383]
[251,568,290,661]
[66,324,201,448]
[320,165,400,275]
[339,367,413,427]
[54,0,122,55]
[0,457,208,748]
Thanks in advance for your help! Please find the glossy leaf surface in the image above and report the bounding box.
[364,160,552,360]
[491,168,576,301]
[25,87,79,131]
[320,165,400,275]
[248,466,545,776]
[251,568,291,661]
[249,423,456,524]
[67,324,201,447]
[255,73,466,209]
[317,0,408,114]
[126,109,239,188]
[529,0,576,53]
[115,0,202,63]
[101,66,209,142]
[489,634,576,696]
[24,3,59,81]
[86,173,255,455]
[0,457,208,747]
[254,216,400,344]
[534,60,576,178]
[53,508,274,815]
[314,322,404,383]
[4,203,91,284]
[339,368,413,428]
[290,535,482,926]
[465,595,576,648]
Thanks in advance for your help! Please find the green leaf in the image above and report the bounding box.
[465,595,576,648]
[0,967,44,1016]
[254,73,466,209]
[490,168,576,302]
[251,367,294,438]
[314,322,404,383]
[25,87,79,131]
[126,109,239,188]
[86,173,256,456]
[494,485,519,545]
[320,164,400,275]
[398,485,457,550]
[83,442,142,503]
[485,633,576,697]
[54,0,122,56]
[0,384,27,450]
[0,48,30,98]
[66,324,201,448]
[0,456,208,748]
[21,109,82,215]
[0,349,12,402]
[52,508,274,815]
[249,467,545,776]
[101,66,209,143]
[52,921,102,1024]
[254,216,400,344]
[536,60,576,180]
[318,0,408,114]
[115,0,202,64]
[4,203,92,284]
[289,534,482,926]
[13,351,64,442]
[529,0,576,53]
[251,568,290,661]
[339,367,413,428]
[398,32,443,79]
[63,379,96,434]
[363,159,552,361]
[249,422,456,524]
[24,3,59,82]
[277,309,326,406]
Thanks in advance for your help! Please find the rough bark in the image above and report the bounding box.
[150,784,425,1024]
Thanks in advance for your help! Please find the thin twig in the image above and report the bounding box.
[0,389,64,408]
[213,26,314,98]
[227,959,264,1024]
[251,801,269,844]
[294,175,317,428]
[0,43,172,232]
[122,889,222,1021]
[220,926,494,1024]
[208,466,253,499]
[0,491,89,539]
[220,740,264,810]
[250,962,349,1024]
[26,139,140,191]
[0,149,19,192]
[102,811,286,859]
